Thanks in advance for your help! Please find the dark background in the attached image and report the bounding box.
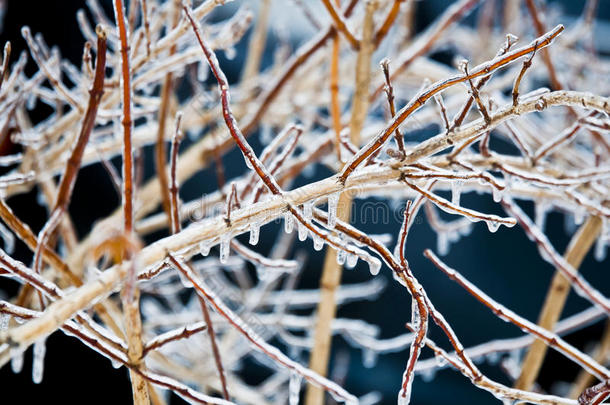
[0,1,608,404]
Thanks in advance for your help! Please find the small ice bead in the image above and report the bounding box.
[397,388,412,405]
[327,192,340,229]
[32,338,46,384]
[249,223,260,246]
[199,240,211,256]
[11,349,24,373]
[313,235,324,251]
[451,180,463,206]
[336,248,347,266]
[345,254,358,269]
[486,220,500,233]
[111,358,122,369]
[297,221,308,241]
[243,155,253,169]
[219,235,230,264]
[284,213,294,234]
[368,257,382,276]
[224,46,236,60]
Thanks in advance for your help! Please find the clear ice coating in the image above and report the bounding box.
[451,180,464,206]
[0,313,9,330]
[249,222,260,245]
[297,221,308,241]
[32,338,46,384]
[492,186,503,203]
[199,240,211,256]
[284,212,294,234]
[327,192,340,228]
[219,234,230,264]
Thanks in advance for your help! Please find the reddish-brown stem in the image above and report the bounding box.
[512,44,538,106]
[169,112,183,235]
[380,58,405,159]
[374,0,404,47]
[113,0,135,236]
[341,25,564,183]
[0,42,11,92]
[142,322,207,356]
[320,0,359,49]
[425,249,610,380]
[33,26,107,284]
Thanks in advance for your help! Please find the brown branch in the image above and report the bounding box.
[320,0,360,49]
[169,112,183,235]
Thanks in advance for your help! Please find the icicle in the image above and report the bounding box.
[178,270,193,288]
[363,349,378,368]
[11,349,23,373]
[289,371,302,405]
[437,232,449,256]
[284,212,294,234]
[397,388,412,405]
[297,221,308,241]
[219,234,230,264]
[243,155,253,170]
[249,222,260,245]
[492,186,503,203]
[535,202,550,232]
[111,358,122,369]
[574,207,585,225]
[0,313,9,330]
[32,337,46,384]
[451,180,464,206]
[411,299,420,330]
[313,234,324,251]
[420,367,437,382]
[435,355,447,367]
[199,240,211,256]
[303,200,314,221]
[197,61,209,82]
[368,257,382,276]
[327,192,340,229]
[0,222,15,254]
[346,253,358,269]
[260,124,272,143]
[486,220,500,233]
[594,218,608,262]
[336,248,347,266]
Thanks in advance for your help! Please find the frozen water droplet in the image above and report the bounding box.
[486,351,500,365]
[111,358,122,369]
[327,192,339,229]
[420,367,436,382]
[249,222,260,245]
[574,207,585,225]
[486,220,500,233]
[594,237,607,262]
[368,257,382,276]
[313,235,324,251]
[437,232,449,256]
[11,349,23,373]
[336,248,347,266]
[260,125,272,144]
[244,155,253,170]
[0,222,15,254]
[363,349,378,368]
[224,46,236,60]
[199,240,211,256]
[284,213,294,234]
[289,371,302,405]
[346,254,358,269]
[219,235,230,264]
[435,355,447,367]
[297,221,308,241]
[32,338,46,384]
[492,186,503,203]
[451,180,463,206]
[303,200,314,221]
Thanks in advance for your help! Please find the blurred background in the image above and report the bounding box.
[0,0,608,404]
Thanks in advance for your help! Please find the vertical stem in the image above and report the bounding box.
[329,0,342,162]
[241,0,270,83]
[514,216,602,391]
[305,3,377,405]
